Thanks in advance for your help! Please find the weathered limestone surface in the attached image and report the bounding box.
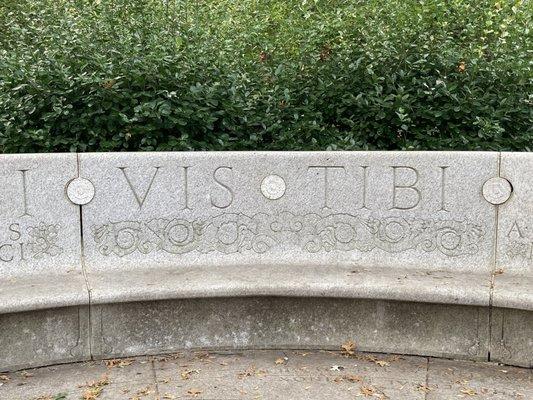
[494,152,533,311]
[79,152,498,306]
[76,151,506,366]
[1,151,532,370]
[0,306,90,371]
[489,152,533,368]
[90,297,490,362]
[0,154,87,312]
[490,307,533,368]
[0,154,91,370]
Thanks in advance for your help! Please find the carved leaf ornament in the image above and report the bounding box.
[92,212,485,258]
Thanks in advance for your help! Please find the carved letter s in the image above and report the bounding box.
[211,167,234,209]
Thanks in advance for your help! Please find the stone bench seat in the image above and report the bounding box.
[85,265,492,308]
[1,151,531,371]
[0,265,492,314]
[493,274,533,311]
[0,273,87,314]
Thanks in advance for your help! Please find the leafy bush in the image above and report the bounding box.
[0,0,531,152]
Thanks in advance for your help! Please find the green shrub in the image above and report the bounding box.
[0,0,531,152]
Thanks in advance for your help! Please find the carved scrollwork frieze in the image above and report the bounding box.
[92,212,485,258]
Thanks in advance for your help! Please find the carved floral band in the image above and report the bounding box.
[92,212,486,258]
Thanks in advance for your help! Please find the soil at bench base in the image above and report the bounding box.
[0,350,531,400]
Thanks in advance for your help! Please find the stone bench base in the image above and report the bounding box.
[0,306,90,372]
[1,151,531,372]
[1,297,531,372]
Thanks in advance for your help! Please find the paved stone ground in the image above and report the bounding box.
[0,350,531,400]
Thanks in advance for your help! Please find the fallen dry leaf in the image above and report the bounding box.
[460,387,478,396]
[458,61,466,73]
[359,385,376,397]
[82,387,104,400]
[255,369,267,377]
[357,355,391,367]
[274,357,287,365]
[0,375,10,381]
[374,360,390,367]
[88,375,110,388]
[355,354,377,363]
[181,369,200,380]
[20,371,33,378]
[238,366,255,378]
[416,384,432,393]
[341,340,356,355]
[136,385,155,396]
[187,388,202,397]
[237,365,267,379]
[194,351,210,360]
[162,394,176,400]
[81,374,110,400]
[104,358,134,368]
[343,374,363,383]
[493,268,505,276]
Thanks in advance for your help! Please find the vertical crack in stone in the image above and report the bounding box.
[487,151,502,361]
[68,306,82,358]
[76,153,93,359]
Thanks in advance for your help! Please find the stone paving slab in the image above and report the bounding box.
[153,350,427,400]
[426,358,532,399]
[0,350,530,400]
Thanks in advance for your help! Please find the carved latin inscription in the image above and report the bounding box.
[111,164,454,212]
[307,166,346,210]
[438,166,449,211]
[181,166,192,210]
[359,166,370,210]
[211,166,234,209]
[18,169,32,217]
[119,166,161,210]
[92,212,485,257]
[391,166,421,210]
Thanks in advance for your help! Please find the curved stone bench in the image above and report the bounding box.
[0,152,531,371]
